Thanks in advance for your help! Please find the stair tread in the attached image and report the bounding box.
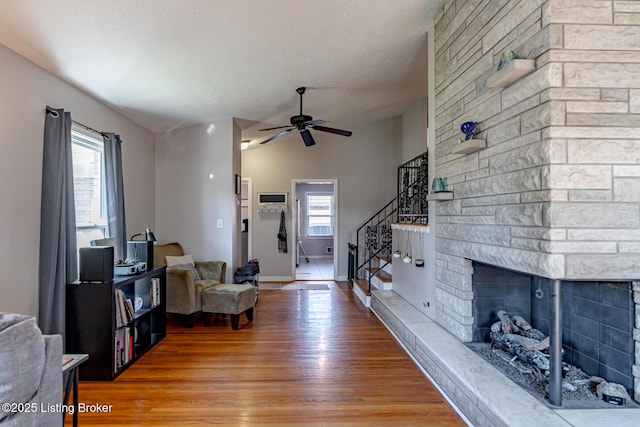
[365,267,392,282]
[353,279,372,296]
[375,255,392,262]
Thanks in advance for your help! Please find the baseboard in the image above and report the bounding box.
[336,275,348,281]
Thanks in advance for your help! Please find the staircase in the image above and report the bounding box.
[348,151,429,307]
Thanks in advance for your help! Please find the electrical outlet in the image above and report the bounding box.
[216,219,223,228]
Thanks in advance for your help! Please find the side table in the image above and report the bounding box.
[234,274,259,302]
[63,353,89,427]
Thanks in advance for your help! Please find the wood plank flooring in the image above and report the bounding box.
[66,282,465,426]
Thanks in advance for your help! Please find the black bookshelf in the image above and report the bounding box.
[66,267,166,380]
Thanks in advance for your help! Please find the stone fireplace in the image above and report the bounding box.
[472,261,637,398]
[430,0,640,406]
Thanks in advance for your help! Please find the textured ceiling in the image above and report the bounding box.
[0,0,442,145]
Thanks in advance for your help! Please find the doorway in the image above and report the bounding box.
[291,179,337,281]
[240,177,252,265]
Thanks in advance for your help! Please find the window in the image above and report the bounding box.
[71,131,107,248]
[306,193,334,237]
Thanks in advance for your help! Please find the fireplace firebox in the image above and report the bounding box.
[471,262,636,398]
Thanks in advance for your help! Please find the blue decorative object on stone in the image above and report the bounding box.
[432,177,448,193]
[460,121,477,140]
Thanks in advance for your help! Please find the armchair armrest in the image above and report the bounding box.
[166,268,197,314]
[195,261,226,282]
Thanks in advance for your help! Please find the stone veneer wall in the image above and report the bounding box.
[431,0,640,398]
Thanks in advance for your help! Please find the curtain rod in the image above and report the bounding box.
[71,119,105,137]
[46,106,117,141]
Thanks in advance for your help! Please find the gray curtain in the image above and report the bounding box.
[39,107,78,336]
[103,133,127,262]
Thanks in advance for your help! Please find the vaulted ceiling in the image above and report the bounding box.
[0,0,442,144]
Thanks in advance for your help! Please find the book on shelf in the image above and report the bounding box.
[125,298,135,319]
[151,277,161,307]
[115,290,123,327]
[114,289,134,327]
[114,326,134,372]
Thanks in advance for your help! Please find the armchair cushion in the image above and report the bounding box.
[168,263,201,282]
[196,261,226,282]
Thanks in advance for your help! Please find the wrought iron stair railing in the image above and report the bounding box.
[397,151,429,225]
[352,198,396,292]
[348,151,429,292]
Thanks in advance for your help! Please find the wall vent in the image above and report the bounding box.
[326,247,333,254]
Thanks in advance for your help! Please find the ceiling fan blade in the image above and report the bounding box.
[259,128,293,144]
[310,124,353,137]
[259,124,293,132]
[305,119,329,126]
[299,128,316,147]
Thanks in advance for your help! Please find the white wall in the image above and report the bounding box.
[242,118,402,280]
[401,98,428,163]
[155,119,241,282]
[0,43,156,316]
[389,94,433,318]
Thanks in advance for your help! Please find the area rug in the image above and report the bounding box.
[260,282,330,290]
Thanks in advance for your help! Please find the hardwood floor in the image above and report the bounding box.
[66,282,465,426]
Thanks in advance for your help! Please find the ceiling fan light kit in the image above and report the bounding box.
[259,87,353,147]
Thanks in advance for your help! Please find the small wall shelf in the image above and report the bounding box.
[487,59,535,88]
[391,222,430,234]
[452,139,486,155]
[427,191,454,201]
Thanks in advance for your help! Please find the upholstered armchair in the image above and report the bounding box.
[153,242,226,327]
[0,313,63,427]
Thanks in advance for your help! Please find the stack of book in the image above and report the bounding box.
[114,327,134,371]
[114,289,135,328]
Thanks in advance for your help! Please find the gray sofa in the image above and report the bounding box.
[0,313,62,427]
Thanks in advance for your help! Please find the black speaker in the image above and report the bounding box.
[127,241,154,270]
[79,246,114,282]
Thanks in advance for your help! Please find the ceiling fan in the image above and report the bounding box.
[259,87,353,147]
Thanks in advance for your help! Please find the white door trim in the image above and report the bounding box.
[241,177,252,261]
[291,178,338,281]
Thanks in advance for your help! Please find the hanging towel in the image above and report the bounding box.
[277,210,288,253]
